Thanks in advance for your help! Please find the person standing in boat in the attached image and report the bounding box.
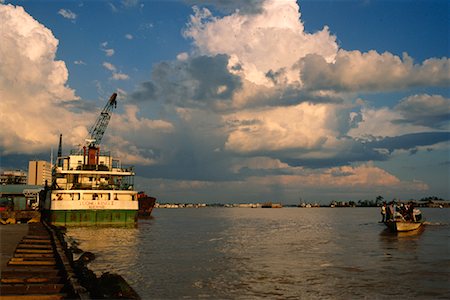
[380,202,387,222]
[408,202,416,222]
[387,201,395,221]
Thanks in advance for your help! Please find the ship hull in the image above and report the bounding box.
[44,189,139,226]
[45,209,137,226]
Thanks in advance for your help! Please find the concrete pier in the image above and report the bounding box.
[0,222,88,299]
[0,224,28,271]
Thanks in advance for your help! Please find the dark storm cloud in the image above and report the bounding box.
[393,94,450,129]
[299,53,450,93]
[130,81,157,103]
[365,132,450,153]
[130,54,241,110]
[184,0,265,14]
[280,141,389,169]
[61,99,95,113]
[275,131,449,169]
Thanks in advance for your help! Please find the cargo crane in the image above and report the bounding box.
[79,93,117,166]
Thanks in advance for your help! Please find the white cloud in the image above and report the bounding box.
[100,41,115,57]
[348,105,434,139]
[103,62,116,72]
[224,102,340,153]
[112,72,129,80]
[184,0,338,87]
[102,62,129,80]
[125,33,133,40]
[0,4,84,154]
[58,8,76,20]
[104,48,115,57]
[74,60,86,65]
[176,52,189,61]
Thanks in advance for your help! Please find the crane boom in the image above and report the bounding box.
[82,93,117,149]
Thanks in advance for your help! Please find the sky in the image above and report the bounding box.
[0,0,449,204]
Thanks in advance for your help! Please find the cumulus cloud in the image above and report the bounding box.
[394,94,450,129]
[125,33,133,40]
[224,102,340,153]
[58,8,76,20]
[0,4,82,154]
[131,54,241,109]
[0,4,165,165]
[300,51,450,92]
[130,0,449,175]
[184,1,338,88]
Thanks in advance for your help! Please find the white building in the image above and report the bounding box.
[27,161,52,186]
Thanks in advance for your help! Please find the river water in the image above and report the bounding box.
[66,207,449,299]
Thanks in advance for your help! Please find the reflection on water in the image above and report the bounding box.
[67,227,140,280]
[66,208,450,299]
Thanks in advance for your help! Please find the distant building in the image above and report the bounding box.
[0,184,43,211]
[0,170,27,185]
[27,161,52,186]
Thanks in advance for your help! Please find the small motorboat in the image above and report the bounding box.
[384,220,423,232]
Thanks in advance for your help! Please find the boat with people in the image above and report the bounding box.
[42,93,139,226]
[382,201,423,232]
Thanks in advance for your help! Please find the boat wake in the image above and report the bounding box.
[423,221,449,226]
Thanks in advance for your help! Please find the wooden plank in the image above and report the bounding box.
[2,269,60,277]
[14,253,55,258]
[0,284,65,294]
[7,260,56,266]
[16,244,53,249]
[23,235,51,240]
[0,294,66,300]
[1,277,62,284]
[16,249,54,254]
[21,239,52,244]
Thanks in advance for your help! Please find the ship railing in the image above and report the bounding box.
[69,149,112,156]
[51,184,134,191]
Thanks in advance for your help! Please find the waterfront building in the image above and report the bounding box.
[0,184,43,210]
[0,170,27,185]
[27,160,52,185]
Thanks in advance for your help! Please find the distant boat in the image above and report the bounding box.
[137,192,156,218]
[384,220,423,232]
[261,202,282,208]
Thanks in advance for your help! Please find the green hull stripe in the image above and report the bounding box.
[45,210,137,226]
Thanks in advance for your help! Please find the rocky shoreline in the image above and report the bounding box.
[53,225,141,299]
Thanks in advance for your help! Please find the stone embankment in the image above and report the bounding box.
[1,221,140,299]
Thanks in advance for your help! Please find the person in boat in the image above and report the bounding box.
[380,202,387,222]
[399,203,409,221]
[386,201,395,221]
[408,202,416,222]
